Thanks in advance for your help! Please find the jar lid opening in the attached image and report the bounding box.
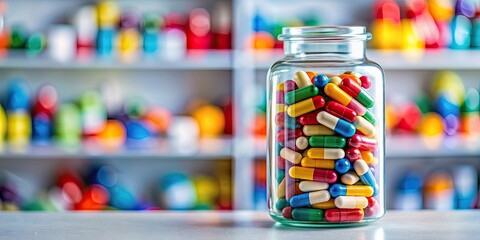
[278,26,372,41]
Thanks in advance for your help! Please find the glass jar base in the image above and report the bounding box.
[270,212,379,228]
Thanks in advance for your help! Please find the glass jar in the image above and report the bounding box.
[267,26,385,227]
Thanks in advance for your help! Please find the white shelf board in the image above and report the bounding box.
[252,49,480,70]
[254,135,480,159]
[0,50,233,70]
[0,137,233,160]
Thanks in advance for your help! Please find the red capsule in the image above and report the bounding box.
[325,101,357,123]
[298,109,321,125]
[284,80,298,93]
[282,206,293,219]
[325,209,364,222]
[345,148,361,162]
[348,134,378,151]
[276,128,302,143]
[365,197,379,217]
[360,75,372,89]
[276,156,286,170]
[340,78,362,98]
[275,112,285,127]
[312,169,338,183]
[276,91,285,104]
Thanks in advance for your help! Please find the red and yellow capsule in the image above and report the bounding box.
[324,83,366,116]
[340,78,374,108]
[287,96,325,118]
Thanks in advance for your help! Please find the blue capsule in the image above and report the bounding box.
[334,158,351,174]
[314,74,330,89]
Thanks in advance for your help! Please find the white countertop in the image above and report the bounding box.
[1,210,479,240]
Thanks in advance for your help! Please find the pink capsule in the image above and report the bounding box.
[276,156,286,170]
[276,91,285,104]
[276,128,302,143]
[348,134,377,151]
[360,76,372,89]
[364,197,379,217]
[284,80,298,93]
[345,148,361,162]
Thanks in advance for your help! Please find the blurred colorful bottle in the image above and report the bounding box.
[142,13,161,54]
[406,0,441,48]
[371,0,402,49]
[74,5,97,56]
[450,15,472,49]
[191,104,225,137]
[428,0,454,47]
[472,12,480,48]
[55,103,82,145]
[193,175,219,209]
[117,10,141,57]
[25,32,46,56]
[97,0,119,28]
[80,91,107,136]
[455,0,476,18]
[211,2,231,49]
[0,0,8,53]
[394,171,423,210]
[453,165,478,209]
[187,8,211,49]
[158,173,196,210]
[6,80,31,145]
[9,25,27,49]
[460,88,480,134]
[424,170,454,210]
[97,28,115,56]
[32,85,57,141]
[0,104,6,143]
[49,25,76,61]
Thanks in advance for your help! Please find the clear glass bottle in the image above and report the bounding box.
[267,26,385,227]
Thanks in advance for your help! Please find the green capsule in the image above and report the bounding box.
[363,109,376,125]
[276,198,289,211]
[309,136,346,148]
[356,91,374,108]
[285,85,319,105]
[461,88,480,113]
[276,168,285,184]
[292,208,324,221]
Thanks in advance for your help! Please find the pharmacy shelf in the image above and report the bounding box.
[252,49,480,70]
[0,137,233,160]
[0,50,233,70]
[254,135,480,159]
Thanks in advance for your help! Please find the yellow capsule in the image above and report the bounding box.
[329,76,342,86]
[293,71,312,88]
[302,125,335,136]
[306,148,345,159]
[277,178,285,198]
[346,185,374,197]
[301,157,335,169]
[286,96,322,118]
[276,82,285,91]
[360,151,378,167]
[324,83,353,106]
[280,148,302,164]
[311,199,336,209]
[276,104,286,113]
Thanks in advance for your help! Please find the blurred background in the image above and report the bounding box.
[0,0,479,211]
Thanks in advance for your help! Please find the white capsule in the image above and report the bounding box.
[293,71,313,88]
[280,148,302,164]
[307,148,345,159]
[299,181,329,192]
[316,111,339,131]
[341,171,360,185]
[355,116,376,137]
[303,125,335,136]
[309,190,331,205]
[334,196,368,209]
[296,136,309,150]
[353,159,370,176]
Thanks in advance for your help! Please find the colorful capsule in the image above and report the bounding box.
[289,190,330,208]
[343,71,361,78]
[276,82,284,91]
[307,148,345,159]
[329,183,374,197]
[354,116,376,137]
[334,196,368,209]
[277,178,286,198]
[302,125,335,136]
[329,76,342,85]
[345,148,361,162]
[299,181,329,192]
[313,74,330,88]
[289,166,338,183]
[340,78,374,108]
[325,209,364,222]
[341,171,360,185]
[276,104,286,113]
[292,208,324,221]
[325,101,357,123]
[287,96,325,118]
[334,158,351,174]
[276,198,289,211]
[316,111,356,137]
[364,197,379,217]
[348,134,377,151]
[363,109,376,125]
[282,206,293,219]
[276,156,286,170]
[338,74,361,85]
[324,83,367,116]
[283,136,309,151]
[276,90,285,104]
[359,75,372,89]
[311,199,336,209]
[354,160,377,191]
[285,85,319,105]
[275,112,300,129]
[361,151,378,167]
[301,157,335,169]
[280,148,302,164]
[286,181,303,201]
[309,135,346,148]
[276,128,302,143]
[298,110,321,125]
[293,71,313,88]
[284,80,298,93]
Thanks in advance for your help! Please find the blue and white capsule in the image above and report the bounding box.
[334,158,351,174]
[353,160,378,195]
[316,111,355,137]
[289,190,331,208]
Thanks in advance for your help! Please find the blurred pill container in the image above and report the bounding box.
[266,26,385,227]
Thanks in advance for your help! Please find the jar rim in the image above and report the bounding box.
[278,26,372,41]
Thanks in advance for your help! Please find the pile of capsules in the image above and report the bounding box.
[273,70,380,223]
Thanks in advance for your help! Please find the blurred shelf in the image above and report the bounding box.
[0,50,233,70]
[254,135,480,159]
[386,135,480,158]
[0,137,233,160]
[252,49,480,70]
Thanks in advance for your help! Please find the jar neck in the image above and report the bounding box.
[283,40,366,60]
